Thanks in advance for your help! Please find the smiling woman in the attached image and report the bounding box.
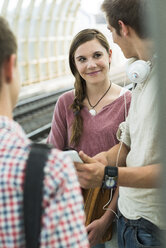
[74,39,111,90]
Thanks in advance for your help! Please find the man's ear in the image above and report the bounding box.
[118,20,129,37]
[3,54,16,83]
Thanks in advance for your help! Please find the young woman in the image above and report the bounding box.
[47,29,131,248]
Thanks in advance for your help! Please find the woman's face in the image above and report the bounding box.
[74,39,111,85]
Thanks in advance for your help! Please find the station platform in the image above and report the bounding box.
[18,75,75,101]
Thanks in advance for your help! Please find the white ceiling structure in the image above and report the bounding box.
[0,0,126,90]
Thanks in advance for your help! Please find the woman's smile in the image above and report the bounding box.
[86,70,102,76]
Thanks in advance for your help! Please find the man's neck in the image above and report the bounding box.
[0,108,13,120]
[0,92,13,120]
[134,38,155,62]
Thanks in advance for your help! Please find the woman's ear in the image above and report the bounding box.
[109,49,112,64]
[3,54,16,83]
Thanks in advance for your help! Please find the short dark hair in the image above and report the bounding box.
[0,17,17,68]
[101,0,151,39]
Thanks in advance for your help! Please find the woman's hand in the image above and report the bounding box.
[86,218,107,247]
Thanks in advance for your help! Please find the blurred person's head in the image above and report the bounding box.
[101,0,153,59]
[101,0,150,39]
[0,16,20,115]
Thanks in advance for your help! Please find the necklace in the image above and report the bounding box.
[87,82,112,116]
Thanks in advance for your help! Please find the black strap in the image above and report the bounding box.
[23,143,51,248]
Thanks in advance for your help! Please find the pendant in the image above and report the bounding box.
[89,109,96,116]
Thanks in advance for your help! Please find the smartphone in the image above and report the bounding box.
[63,150,83,163]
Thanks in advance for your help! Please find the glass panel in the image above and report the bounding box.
[30,64,38,82]
[7,0,19,12]
[61,1,70,18]
[40,62,48,80]
[22,0,31,9]
[28,41,37,60]
[34,0,43,7]
[20,65,28,84]
[40,41,47,58]
[49,40,56,57]
[0,0,5,13]
[56,0,62,4]
[46,0,53,4]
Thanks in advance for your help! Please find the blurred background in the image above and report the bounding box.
[0,0,127,100]
[0,0,131,145]
[1,1,166,244]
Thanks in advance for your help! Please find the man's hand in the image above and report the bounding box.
[93,151,108,165]
[74,151,106,189]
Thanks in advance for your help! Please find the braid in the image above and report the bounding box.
[70,74,86,146]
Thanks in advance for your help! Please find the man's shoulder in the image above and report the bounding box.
[0,115,30,145]
[46,148,70,169]
[46,148,78,183]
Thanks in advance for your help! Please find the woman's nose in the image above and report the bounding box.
[87,59,97,69]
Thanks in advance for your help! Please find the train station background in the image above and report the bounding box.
[0,2,130,247]
[0,0,127,101]
[1,0,166,246]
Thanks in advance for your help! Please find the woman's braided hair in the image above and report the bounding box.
[69,28,110,146]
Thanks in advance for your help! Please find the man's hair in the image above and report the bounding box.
[0,16,17,68]
[101,0,151,39]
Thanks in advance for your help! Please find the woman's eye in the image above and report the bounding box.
[94,53,102,58]
[78,57,86,62]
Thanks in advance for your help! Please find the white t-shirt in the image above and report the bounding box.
[117,64,165,230]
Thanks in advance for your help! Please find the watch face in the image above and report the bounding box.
[102,166,118,189]
[105,177,116,188]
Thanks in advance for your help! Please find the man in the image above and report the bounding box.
[0,17,89,248]
[75,0,165,247]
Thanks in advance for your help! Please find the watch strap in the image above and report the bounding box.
[105,166,118,177]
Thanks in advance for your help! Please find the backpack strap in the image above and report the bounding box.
[23,143,51,248]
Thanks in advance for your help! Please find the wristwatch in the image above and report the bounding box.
[102,166,118,189]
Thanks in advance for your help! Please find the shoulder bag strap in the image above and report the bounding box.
[23,143,51,248]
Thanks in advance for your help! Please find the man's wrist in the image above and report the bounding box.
[105,151,109,164]
[102,166,118,189]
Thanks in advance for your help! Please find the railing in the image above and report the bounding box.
[14,86,73,142]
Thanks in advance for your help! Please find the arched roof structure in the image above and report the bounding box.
[0,0,80,86]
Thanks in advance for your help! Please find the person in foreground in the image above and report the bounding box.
[0,16,89,248]
[47,28,131,247]
[75,0,165,247]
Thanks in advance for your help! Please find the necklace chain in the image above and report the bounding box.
[87,82,112,109]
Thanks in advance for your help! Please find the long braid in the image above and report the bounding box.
[70,74,86,146]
